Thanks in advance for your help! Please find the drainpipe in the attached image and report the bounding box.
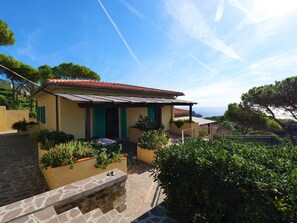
[85,107,91,140]
[55,95,59,131]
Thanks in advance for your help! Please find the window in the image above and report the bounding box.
[37,106,46,124]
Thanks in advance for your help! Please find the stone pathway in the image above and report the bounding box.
[120,142,177,222]
[0,133,48,207]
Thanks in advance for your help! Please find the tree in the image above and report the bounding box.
[224,103,268,134]
[0,53,40,99]
[0,19,15,46]
[241,76,297,144]
[39,63,100,81]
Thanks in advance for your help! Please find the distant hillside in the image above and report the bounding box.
[0,79,11,89]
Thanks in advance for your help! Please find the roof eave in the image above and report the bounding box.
[46,83,184,97]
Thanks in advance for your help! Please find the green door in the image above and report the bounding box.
[147,106,155,121]
[93,108,105,138]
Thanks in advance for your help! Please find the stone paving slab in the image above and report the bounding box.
[0,134,48,207]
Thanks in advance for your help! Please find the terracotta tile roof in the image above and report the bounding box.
[174,108,199,117]
[174,108,190,116]
[45,79,184,96]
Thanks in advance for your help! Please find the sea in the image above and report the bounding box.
[193,106,227,118]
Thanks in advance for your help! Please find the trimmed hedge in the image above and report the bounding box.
[154,139,297,222]
[32,129,74,149]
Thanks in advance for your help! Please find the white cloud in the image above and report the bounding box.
[249,49,297,71]
[215,0,224,22]
[250,0,297,23]
[165,0,242,60]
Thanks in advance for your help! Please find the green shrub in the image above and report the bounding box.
[134,115,160,131]
[12,119,27,131]
[93,144,124,169]
[40,141,124,170]
[171,119,194,129]
[40,141,95,169]
[138,129,169,150]
[154,139,297,222]
[32,129,74,149]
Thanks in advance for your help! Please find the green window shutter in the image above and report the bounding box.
[93,108,106,138]
[42,106,46,124]
[120,107,127,139]
[37,107,40,122]
[40,106,46,124]
[147,106,155,121]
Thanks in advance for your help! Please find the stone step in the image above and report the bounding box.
[84,208,104,222]
[84,208,131,223]
[11,206,60,223]
[58,207,87,223]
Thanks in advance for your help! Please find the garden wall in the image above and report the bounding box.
[0,106,29,132]
[0,169,127,223]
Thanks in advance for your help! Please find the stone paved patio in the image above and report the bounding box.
[0,135,178,222]
[0,133,48,207]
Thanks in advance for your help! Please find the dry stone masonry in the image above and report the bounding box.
[0,169,127,223]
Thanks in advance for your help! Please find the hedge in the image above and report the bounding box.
[154,139,297,223]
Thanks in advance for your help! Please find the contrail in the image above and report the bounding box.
[118,0,143,18]
[97,0,142,67]
[191,54,217,74]
[215,0,224,22]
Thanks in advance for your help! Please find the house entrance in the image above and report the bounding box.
[105,108,119,139]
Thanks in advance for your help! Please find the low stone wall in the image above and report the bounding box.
[0,169,127,223]
[0,106,29,132]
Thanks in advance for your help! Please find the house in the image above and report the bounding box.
[31,79,197,140]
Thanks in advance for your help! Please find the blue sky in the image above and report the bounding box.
[1,0,297,108]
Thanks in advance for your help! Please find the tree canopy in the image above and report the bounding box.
[241,76,297,144]
[224,103,269,134]
[0,19,15,46]
[38,63,100,82]
[0,53,39,98]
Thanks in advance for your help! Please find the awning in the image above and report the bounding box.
[54,93,197,106]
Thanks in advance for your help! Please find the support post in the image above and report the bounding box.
[189,105,193,123]
[85,107,91,140]
[55,95,59,131]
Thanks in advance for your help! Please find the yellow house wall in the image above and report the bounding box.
[59,97,85,139]
[0,106,29,131]
[126,107,147,129]
[37,94,56,131]
[162,105,172,131]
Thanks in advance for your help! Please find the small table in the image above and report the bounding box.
[91,138,117,147]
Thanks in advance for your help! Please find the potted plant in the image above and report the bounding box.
[129,115,161,143]
[39,141,127,189]
[137,129,169,164]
